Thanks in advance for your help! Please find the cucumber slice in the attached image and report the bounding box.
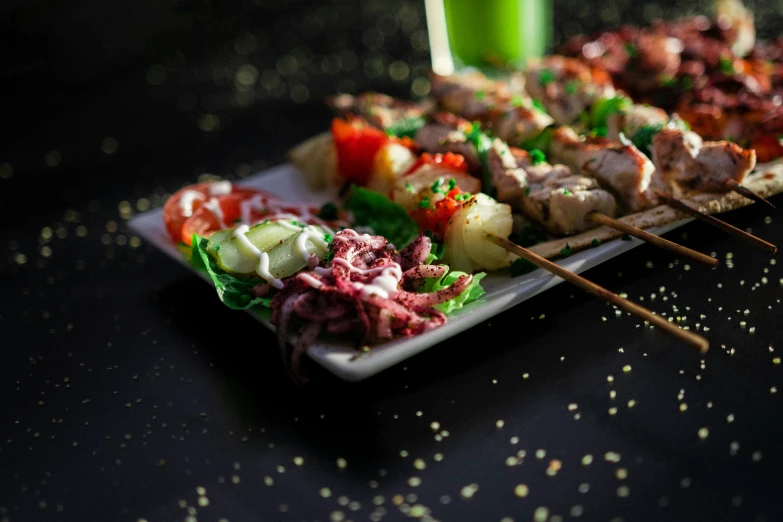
[267,227,330,279]
[215,222,299,275]
[206,229,233,257]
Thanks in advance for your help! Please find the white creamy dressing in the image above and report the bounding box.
[231,221,331,289]
[201,198,225,226]
[209,181,233,196]
[179,190,207,217]
[238,193,343,230]
[334,257,402,300]
[232,224,283,289]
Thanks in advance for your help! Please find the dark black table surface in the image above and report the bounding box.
[2,1,783,521]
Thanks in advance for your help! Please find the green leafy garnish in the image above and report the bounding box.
[529,148,546,165]
[510,258,537,277]
[405,182,415,193]
[590,125,608,138]
[425,239,446,263]
[560,243,573,258]
[531,99,547,113]
[447,178,457,191]
[565,80,579,95]
[419,269,486,314]
[630,123,664,157]
[317,202,339,220]
[520,127,553,153]
[323,233,333,243]
[385,116,426,139]
[591,238,601,247]
[539,69,554,85]
[345,186,420,248]
[430,177,444,194]
[511,222,548,247]
[190,235,273,311]
[720,57,735,75]
[464,123,495,197]
[418,197,431,209]
[589,95,632,130]
[474,89,486,101]
[511,94,524,107]
[621,234,632,241]
[624,42,637,57]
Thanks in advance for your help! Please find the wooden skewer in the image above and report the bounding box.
[725,179,776,209]
[488,234,710,354]
[652,189,777,254]
[586,212,718,268]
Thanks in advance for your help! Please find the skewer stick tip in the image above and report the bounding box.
[725,179,776,209]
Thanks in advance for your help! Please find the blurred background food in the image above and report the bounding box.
[1,0,780,187]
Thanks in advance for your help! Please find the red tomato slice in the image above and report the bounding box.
[164,182,266,243]
[181,191,350,246]
[331,118,390,186]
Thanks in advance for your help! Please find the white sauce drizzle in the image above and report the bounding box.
[333,257,402,300]
[179,190,206,217]
[201,197,225,226]
[209,181,233,196]
[232,224,284,289]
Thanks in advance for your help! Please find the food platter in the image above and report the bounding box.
[129,162,692,382]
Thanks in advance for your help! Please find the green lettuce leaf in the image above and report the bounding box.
[190,234,273,311]
[419,268,487,314]
[589,95,632,130]
[345,186,420,248]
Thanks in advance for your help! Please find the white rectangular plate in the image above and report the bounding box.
[129,164,690,382]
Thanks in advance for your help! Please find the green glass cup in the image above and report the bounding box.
[425,0,552,76]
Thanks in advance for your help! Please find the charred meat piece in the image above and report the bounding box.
[651,127,757,193]
[430,70,523,120]
[414,123,480,171]
[606,103,669,143]
[521,165,617,236]
[487,105,555,147]
[486,138,529,203]
[328,92,433,130]
[524,55,616,125]
[550,127,659,212]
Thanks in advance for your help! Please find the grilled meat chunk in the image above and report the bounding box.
[651,127,757,193]
[328,92,432,130]
[525,56,616,125]
[550,127,659,211]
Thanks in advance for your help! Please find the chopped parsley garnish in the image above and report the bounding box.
[474,89,486,101]
[510,258,537,277]
[511,94,524,107]
[538,69,554,85]
[418,197,431,209]
[447,178,457,190]
[659,75,677,87]
[323,233,333,243]
[621,234,632,241]
[589,95,632,130]
[681,76,693,91]
[590,125,608,138]
[529,148,546,165]
[591,238,601,247]
[624,42,637,57]
[317,201,339,220]
[511,222,548,247]
[531,99,547,113]
[324,249,334,263]
[214,243,221,251]
[630,123,664,157]
[563,188,570,195]
[525,186,531,196]
[430,177,444,194]
[560,243,573,258]
[565,80,579,95]
[405,182,415,193]
[720,57,735,75]
[385,116,426,139]
[464,123,495,197]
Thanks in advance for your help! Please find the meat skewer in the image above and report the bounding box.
[412,111,718,266]
[488,234,710,354]
[432,65,777,251]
